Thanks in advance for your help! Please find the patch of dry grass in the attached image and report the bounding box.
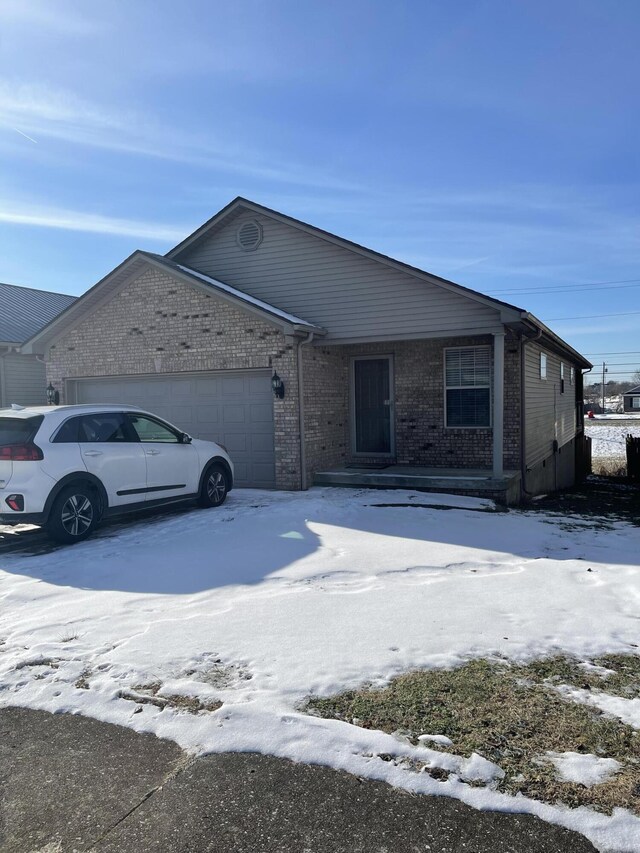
[119,682,222,713]
[305,656,640,815]
[592,457,627,477]
[523,654,640,699]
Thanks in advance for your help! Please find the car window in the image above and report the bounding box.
[0,416,43,445]
[52,416,82,443]
[128,414,180,443]
[79,413,130,443]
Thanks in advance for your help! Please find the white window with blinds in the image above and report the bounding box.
[444,346,492,428]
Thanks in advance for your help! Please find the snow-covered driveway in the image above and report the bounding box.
[1,488,639,851]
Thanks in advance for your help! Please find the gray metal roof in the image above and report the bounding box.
[0,282,77,344]
[624,385,640,396]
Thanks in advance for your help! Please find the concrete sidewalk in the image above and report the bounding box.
[0,707,597,853]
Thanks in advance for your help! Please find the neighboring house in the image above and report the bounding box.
[0,282,76,407]
[21,198,591,501]
[623,386,640,413]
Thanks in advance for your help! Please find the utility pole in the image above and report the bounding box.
[601,361,608,413]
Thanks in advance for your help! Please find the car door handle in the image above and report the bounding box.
[83,450,103,457]
[145,449,161,455]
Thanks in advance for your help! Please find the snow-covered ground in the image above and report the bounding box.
[1,488,639,852]
[584,420,640,461]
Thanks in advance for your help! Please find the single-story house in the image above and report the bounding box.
[21,197,592,502]
[623,386,640,413]
[0,282,76,407]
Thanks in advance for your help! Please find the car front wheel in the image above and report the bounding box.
[46,485,99,544]
[199,463,229,508]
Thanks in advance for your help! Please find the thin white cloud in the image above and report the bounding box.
[0,202,186,242]
[445,256,491,273]
[0,0,101,35]
[0,80,360,192]
[0,81,129,135]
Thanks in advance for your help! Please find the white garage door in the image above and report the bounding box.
[73,372,275,489]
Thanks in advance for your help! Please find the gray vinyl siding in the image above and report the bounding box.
[175,212,503,341]
[0,352,46,407]
[524,343,577,467]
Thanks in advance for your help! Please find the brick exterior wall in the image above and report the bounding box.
[44,263,522,490]
[303,332,521,481]
[45,267,302,490]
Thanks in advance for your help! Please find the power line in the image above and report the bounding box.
[582,351,640,355]
[544,310,640,321]
[488,279,640,296]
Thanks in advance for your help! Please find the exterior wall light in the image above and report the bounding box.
[271,371,285,399]
[46,383,60,405]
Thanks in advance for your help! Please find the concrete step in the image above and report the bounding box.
[313,469,522,504]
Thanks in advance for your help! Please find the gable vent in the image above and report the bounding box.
[236,219,263,251]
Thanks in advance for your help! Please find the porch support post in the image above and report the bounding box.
[492,331,505,478]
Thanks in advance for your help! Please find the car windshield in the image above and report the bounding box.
[0,416,43,446]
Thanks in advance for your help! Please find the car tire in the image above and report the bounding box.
[46,484,100,544]
[199,463,229,508]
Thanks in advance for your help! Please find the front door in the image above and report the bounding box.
[352,356,394,456]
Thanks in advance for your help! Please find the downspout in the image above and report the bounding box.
[297,331,315,490]
[520,327,542,498]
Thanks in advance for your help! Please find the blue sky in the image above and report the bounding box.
[0,0,638,380]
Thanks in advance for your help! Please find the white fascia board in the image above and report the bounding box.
[167,198,525,320]
[21,253,149,354]
[144,256,324,336]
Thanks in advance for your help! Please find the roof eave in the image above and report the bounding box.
[517,312,592,369]
[166,197,527,321]
[141,254,325,336]
[22,250,324,354]
[21,251,157,354]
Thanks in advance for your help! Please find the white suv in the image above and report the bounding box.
[0,404,234,543]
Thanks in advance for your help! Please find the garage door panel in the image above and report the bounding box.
[223,404,246,423]
[223,434,247,452]
[195,377,221,396]
[222,376,247,395]
[249,403,273,423]
[174,406,193,423]
[75,371,275,488]
[170,379,194,399]
[251,433,274,452]
[196,406,219,423]
[249,376,270,395]
[232,461,249,482]
[253,463,277,481]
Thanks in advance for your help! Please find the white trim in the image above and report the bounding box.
[318,327,504,346]
[443,345,492,430]
[349,354,395,457]
[166,198,525,322]
[22,251,324,354]
[173,261,319,329]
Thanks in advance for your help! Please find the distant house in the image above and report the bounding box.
[0,283,76,407]
[22,197,592,502]
[623,386,640,413]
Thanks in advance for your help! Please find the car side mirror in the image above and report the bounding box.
[181,433,192,444]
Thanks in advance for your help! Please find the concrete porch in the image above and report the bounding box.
[313,465,522,505]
